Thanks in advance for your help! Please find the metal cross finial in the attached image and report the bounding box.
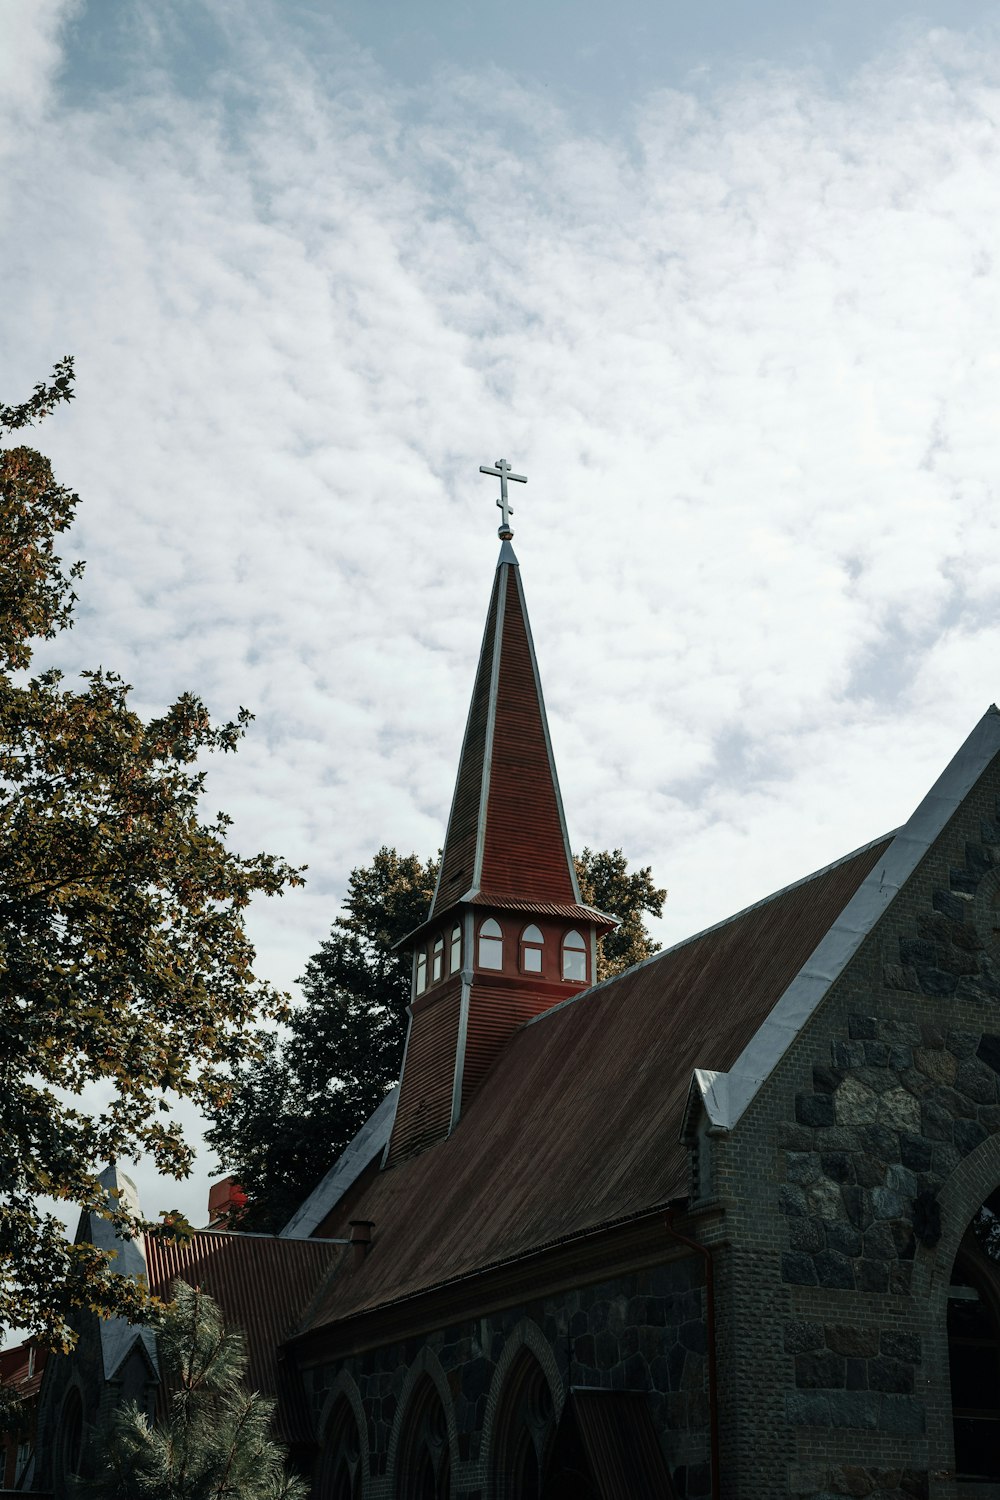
[479,458,527,540]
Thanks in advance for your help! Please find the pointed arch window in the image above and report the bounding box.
[562,930,587,983]
[415,950,427,996]
[432,934,444,984]
[520,924,544,974]
[450,924,462,974]
[478,918,503,971]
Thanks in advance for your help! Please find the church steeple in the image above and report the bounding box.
[429,539,582,918]
[385,468,614,1168]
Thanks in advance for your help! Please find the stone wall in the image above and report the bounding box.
[711,773,1000,1499]
[299,1257,710,1498]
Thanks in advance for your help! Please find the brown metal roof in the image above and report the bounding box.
[430,555,580,918]
[143,1232,341,1426]
[300,835,892,1332]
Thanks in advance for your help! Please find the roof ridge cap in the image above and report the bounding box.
[524,829,899,1030]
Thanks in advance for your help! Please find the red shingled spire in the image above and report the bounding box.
[430,540,581,916]
[386,541,614,1168]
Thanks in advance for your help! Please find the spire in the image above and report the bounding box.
[384,464,614,1167]
[429,542,581,918]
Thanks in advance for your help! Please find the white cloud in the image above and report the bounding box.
[2,7,1000,1232]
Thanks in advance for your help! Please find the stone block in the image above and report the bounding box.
[871,1187,908,1220]
[933,888,971,923]
[845,1357,868,1390]
[832,1040,867,1069]
[780,1184,809,1217]
[784,1320,824,1353]
[863,1222,896,1260]
[789,1217,825,1253]
[863,1041,889,1067]
[825,1324,878,1357]
[815,1251,855,1290]
[946,1029,980,1060]
[795,1351,846,1389]
[667,1345,687,1389]
[921,1098,954,1142]
[786,1391,832,1426]
[954,1118,988,1156]
[782,1252,818,1286]
[900,938,936,967]
[956,1059,997,1104]
[808,1179,845,1221]
[856,1259,888,1293]
[828,1391,879,1428]
[878,1394,925,1435]
[879,1088,921,1131]
[880,1331,921,1363]
[814,1064,844,1093]
[841,1185,873,1229]
[825,1221,862,1257]
[919,968,958,996]
[786,1151,821,1185]
[821,1151,856,1183]
[868,1356,913,1393]
[977,1034,1000,1075]
[887,1045,913,1071]
[900,1133,933,1171]
[835,1076,878,1125]
[885,1163,918,1195]
[849,1015,878,1040]
[797,1093,836,1128]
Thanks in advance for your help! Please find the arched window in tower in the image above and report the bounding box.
[520,925,544,974]
[415,950,427,995]
[478,918,503,970]
[561,930,587,982]
[450,924,462,974]
[949,1189,1000,1482]
[432,934,444,983]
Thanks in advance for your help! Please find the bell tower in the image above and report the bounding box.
[385,462,615,1167]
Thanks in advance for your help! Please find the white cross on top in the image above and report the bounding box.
[479,458,527,538]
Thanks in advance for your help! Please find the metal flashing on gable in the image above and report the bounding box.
[689,707,1000,1134]
[282,1086,399,1238]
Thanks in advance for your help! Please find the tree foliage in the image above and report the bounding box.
[205,848,437,1232]
[575,846,667,981]
[0,362,302,1349]
[208,846,664,1231]
[80,1280,307,1500]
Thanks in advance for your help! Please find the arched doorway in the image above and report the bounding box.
[948,1187,1000,1482]
[490,1350,557,1499]
[55,1385,85,1497]
[396,1375,451,1500]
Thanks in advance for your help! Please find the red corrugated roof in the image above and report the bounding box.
[300,836,892,1331]
[143,1232,341,1426]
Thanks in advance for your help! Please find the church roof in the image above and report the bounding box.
[296,829,893,1333]
[426,541,584,926]
[143,1231,343,1440]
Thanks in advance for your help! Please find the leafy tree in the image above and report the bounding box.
[208,846,664,1231]
[575,846,667,980]
[205,848,437,1232]
[80,1280,306,1500]
[0,362,302,1349]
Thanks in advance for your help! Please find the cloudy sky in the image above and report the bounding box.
[3,0,1000,1242]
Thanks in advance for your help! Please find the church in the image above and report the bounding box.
[29,462,1000,1499]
